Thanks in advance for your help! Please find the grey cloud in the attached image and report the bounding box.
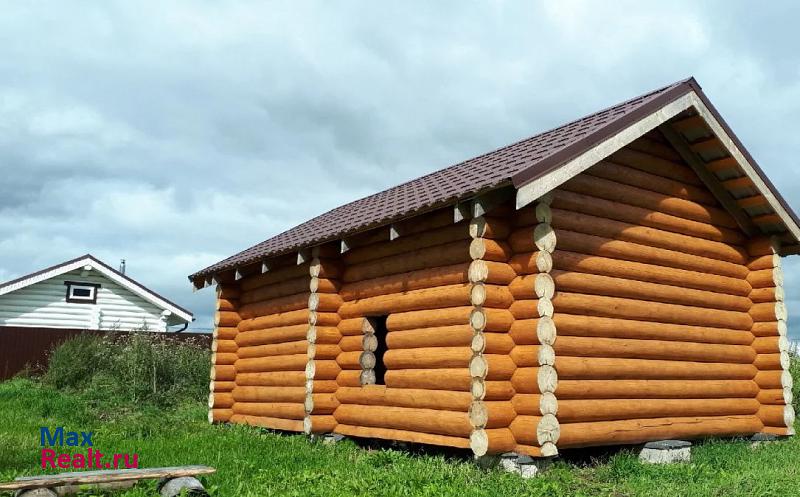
[0,1,799,335]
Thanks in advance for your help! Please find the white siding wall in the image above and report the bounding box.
[0,269,168,331]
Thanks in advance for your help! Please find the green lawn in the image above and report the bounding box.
[1,378,798,497]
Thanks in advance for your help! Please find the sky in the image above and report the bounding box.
[1,1,799,336]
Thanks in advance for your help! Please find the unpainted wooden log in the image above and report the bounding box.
[237,292,310,320]
[746,237,777,257]
[754,370,793,390]
[235,354,308,373]
[307,326,341,345]
[213,339,238,354]
[469,308,515,332]
[470,428,517,456]
[470,379,516,401]
[757,405,795,428]
[468,401,516,429]
[385,307,469,331]
[343,240,472,283]
[306,360,341,380]
[239,276,313,304]
[333,404,472,437]
[235,325,307,346]
[232,386,306,403]
[753,352,791,371]
[551,250,750,296]
[508,416,542,446]
[748,253,779,271]
[748,267,783,289]
[552,314,753,345]
[215,311,241,328]
[555,379,760,399]
[238,310,310,332]
[386,326,512,353]
[554,183,743,242]
[508,299,540,320]
[208,392,234,409]
[236,340,308,359]
[469,283,514,308]
[555,356,757,380]
[608,147,703,185]
[212,352,237,366]
[384,347,472,370]
[209,408,233,423]
[336,370,362,387]
[305,414,338,434]
[334,424,470,449]
[229,414,304,432]
[557,398,760,423]
[343,223,471,265]
[338,283,473,318]
[508,250,553,275]
[510,367,555,394]
[216,298,237,312]
[211,380,235,393]
[468,354,516,380]
[308,311,340,327]
[385,368,472,391]
[512,227,748,279]
[469,216,512,239]
[307,343,340,360]
[233,402,306,419]
[749,286,783,303]
[305,393,340,415]
[752,336,790,354]
[551,270,751,312]
[585,160,718,206]
[552,292,753,330]
[469,238,513,262]
[557,415,763,448]
[553,336,756,364]
[336,386,472,411]
[762,425,795,436]
[235,371,306,387]
[756,388,791,405]
[339,263,472,301]
[210,365,235,381]
[546,208,748,264]
[468,259,518,285]
[308,292,343,313]
[215,326,238,340]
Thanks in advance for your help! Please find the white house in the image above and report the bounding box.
[0,255,193,331]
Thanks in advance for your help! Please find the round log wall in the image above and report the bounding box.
[510,134,768,448]
[333,208,478,449]
[229,261,316,433]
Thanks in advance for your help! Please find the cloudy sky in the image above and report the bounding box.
[1,1,799,336]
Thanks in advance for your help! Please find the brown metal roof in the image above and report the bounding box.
[189,77,799,281]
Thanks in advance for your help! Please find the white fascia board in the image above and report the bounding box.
[515,91,800,244]
[0,257,193,324]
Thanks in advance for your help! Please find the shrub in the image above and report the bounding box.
[43,332,209,408]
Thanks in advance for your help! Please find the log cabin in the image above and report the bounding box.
[1,254,193,331]
[190,78,797,458]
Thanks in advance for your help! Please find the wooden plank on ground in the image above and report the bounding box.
[0,466,215,491]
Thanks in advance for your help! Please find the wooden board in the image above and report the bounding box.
[0,465,215,491]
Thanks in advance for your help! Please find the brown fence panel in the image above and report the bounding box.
[0,326,211,380]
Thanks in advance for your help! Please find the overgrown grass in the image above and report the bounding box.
[42,332,209,407]
[0,377,798,497]
[0,341,798,496]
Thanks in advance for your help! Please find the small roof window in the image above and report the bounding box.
[64,281,100,304]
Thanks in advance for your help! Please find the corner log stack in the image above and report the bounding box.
[208,284,240,423]
[207,133,795,458]
[229,259,317,432]
[748,237,795,435]
[468,214,519,457]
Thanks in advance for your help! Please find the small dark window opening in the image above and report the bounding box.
[371,315,389,385]
[64,281,100,304]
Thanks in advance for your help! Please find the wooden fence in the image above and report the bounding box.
[0,326,211,380]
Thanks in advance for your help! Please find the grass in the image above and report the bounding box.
[0,378,799,497]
